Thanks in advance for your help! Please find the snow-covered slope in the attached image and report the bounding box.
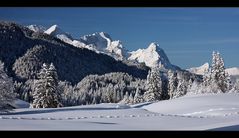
[8,99,30,109]
[128,42,179,70]
[79,32,128,60]
[43,25,128,60]
[1,93,239,130]
[187,62,209,75]
[80,32,112,51]
[44,25,74,44]
[27,25,46,33]
[226,67,239,76]
[143,93,239,117]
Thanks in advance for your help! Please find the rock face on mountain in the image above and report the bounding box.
[30,24,182,70]
[128,42,181,70]
[44,24,74,44]
[43,25,129,61]
[79,32,129,60]
[0,21,149,84]
[27,25,46,33]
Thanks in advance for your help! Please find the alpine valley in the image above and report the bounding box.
[1,21,239,130]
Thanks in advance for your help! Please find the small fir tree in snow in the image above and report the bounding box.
[167,70,178,99]
[174,73,187,98]
[231,79,239,93]
[120,91,130,104]
[128,93,134,104]
[187,81,201,95]
[32,63,62,108]
[144,66,162,102]
[0,61,15,110]
[133,88,144,104]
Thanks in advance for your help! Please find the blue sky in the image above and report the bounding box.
[0,7,239,69]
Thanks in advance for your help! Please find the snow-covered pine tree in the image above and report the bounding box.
[47,63,62,107]
[226,72,232,91]
[133,88,144,104]
[144,66,162,102]
[128,93,134,104]
[119,91,130,104]
[32,63,62,108]
[174,73,187,98]
[209,51,231,93]
[167,70,178,99]
[187,81,201,95]
[217,53,231,92]
[0,60,16,110]
[231,79,239,93]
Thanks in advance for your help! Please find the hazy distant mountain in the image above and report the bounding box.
[187,62,239,82]
[187,62,210,75]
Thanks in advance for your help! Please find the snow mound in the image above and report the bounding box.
[142,93,239,117]
[9,99,30,109]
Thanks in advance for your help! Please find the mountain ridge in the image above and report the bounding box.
[31,24,181,70]
[0,21,149,84]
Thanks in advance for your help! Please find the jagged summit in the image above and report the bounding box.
[128,42,179,70]
[44,24,73,44]
[44,24,61,35]
[26,24,180,70]
[27,24,46,33]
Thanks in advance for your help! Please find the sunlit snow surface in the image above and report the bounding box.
[1,93,239,130]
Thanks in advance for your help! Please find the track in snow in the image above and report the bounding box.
[0,112,209,121]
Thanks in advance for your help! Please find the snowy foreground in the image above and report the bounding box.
[1,93,239,130]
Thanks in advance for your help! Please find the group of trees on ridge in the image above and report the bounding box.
[1,50,238,109]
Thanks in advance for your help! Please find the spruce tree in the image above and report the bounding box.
[144,66,162,102]
[133,88,144,104]
[210,52,230,93]
[202,51,231,93]
[32,63,62,108]
[167,70,178,99]
[174,73,187,98]
[0,60,15,110]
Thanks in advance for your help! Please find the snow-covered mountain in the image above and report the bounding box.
[43,25,128,60]
[28,24,180,69]
[128,42,180,70]
[79,32,129,60]
[187,62,239,77]
[27,25,46,33]
[187,62,209,75]
[44,25,74,44]
[226,67,239,76]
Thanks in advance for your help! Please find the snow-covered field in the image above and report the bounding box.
[1,93,239,130]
